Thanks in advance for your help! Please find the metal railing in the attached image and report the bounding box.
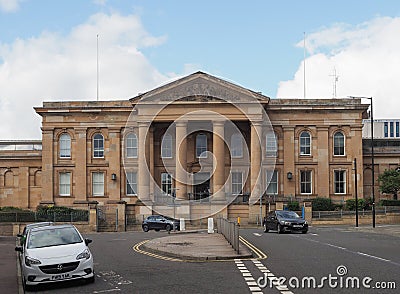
[313,207,400,219]
[216,218,239,254]
[0,211,89,223]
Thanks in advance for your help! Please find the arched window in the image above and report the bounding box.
[196,133,207,158]
[126,133,138,158]
[299,131,311,155]
[59,133,71,158]
[4,170,13,187]
[161,133,173,158]
[231,133,243,158]
[266,132,277,157]
[333,131,345,156]
[93,133,104,158]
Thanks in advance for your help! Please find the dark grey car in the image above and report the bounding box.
[142,215,180,232]
[263,210,308,234]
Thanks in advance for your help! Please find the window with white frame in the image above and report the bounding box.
[161,173,172,196]
[333,131,345,156]
[92,172,104,196]
[266,170,278,195]
[59,133,71,158]
[126,172,137,195]
[126,133,138,158]
[266,132,278,157]
[231,172,243,195]
[161,133,173,158]
[300,170,312,194]
[93,134,104,158]
[59,172,71,196]
[230,133,243,158]
[196,133,207,158]
[334,170,346,194]
[299,131,311,155]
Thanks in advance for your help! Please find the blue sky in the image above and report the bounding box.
[1,0,400,138]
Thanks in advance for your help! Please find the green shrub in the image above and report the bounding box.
[312,197,335,211]
[287,201,300,211]
[0,206,28,212]
[379,199,400,206]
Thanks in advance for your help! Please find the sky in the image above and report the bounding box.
[1,0,400,139]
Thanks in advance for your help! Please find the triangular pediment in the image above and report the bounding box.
[130,72,269,104]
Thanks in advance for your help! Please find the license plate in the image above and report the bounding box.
[51,273,70,280]
[293,225,302,228]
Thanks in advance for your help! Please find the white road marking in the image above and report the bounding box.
[357,252,391,262]
[93,288,120,293]
[310,233,318,236]
[253,233,262,237]
[326,243,346,250]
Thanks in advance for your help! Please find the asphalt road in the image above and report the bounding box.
[24,226,399,294]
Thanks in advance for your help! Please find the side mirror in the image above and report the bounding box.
[85,239,92,246]
[15,246,23,252]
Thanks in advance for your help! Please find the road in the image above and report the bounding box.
[25,226,399,294]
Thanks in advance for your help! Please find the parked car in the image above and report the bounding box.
[263,210,308,234]
[15,224,94,290]
[142,215,180,232]
[17,222,54,246]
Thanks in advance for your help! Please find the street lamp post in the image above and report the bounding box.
[350,96,375,228]
[353,158,359,227]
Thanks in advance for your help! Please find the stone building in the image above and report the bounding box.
[0,72,370,223]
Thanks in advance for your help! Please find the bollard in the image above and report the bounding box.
[237,216,240,227]
[180,218,185,231]
[208,218,214,233]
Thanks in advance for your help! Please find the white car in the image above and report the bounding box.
[15,224,94,290]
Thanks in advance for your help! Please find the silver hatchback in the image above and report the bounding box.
[15,224,94,290]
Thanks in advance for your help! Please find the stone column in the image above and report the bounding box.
[175,121,187,200]
[138,122,150,201]
[108,128,121,202]
[283,126,295,197]
[317,126,329,197]
[74,128,87,203]
[213,121,225,200]
[41,128,55,204]
[250,121,262,202]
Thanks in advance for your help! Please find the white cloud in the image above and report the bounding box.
[0,0,21,12]
[277,16,400,119]
[0,12,171,139]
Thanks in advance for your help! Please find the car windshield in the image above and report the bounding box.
[276,211,301,219]
[27,227,82,249]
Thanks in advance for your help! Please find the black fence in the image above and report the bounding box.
[0,211,89,223]
[313,207,400,219]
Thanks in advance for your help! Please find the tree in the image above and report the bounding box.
[378,169,400,200]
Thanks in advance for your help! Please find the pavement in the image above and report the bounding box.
[142,230,253,261]
[0,236,19,293]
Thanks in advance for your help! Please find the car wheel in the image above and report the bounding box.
[22,276,33,291]
[263,224,269,233]
[166,224,172,231]
[277,224,282,234]
[143,224,149,232]
[302,230,308,234]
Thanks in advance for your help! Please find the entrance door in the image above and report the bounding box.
[193,172,210,200]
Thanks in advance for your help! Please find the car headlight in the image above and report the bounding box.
[304,221,308,225]
[25,256,41,267]
[76,249,91,260]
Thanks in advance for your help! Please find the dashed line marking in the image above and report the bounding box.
[253,233,262,237]
[357,251,391,262]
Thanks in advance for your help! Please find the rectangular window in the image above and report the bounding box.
[396,122,400,137]
[92,172,104,196]
[59,172,71,196]
[161,173,172,196]
[384,122,388,137]
[300,170,312,194]
[161,135,173,158]
[196,134,207,158]
[126,172,137,195]
[266,170,278,195]
[266,133,277,157]
[334,170,346,194]
[231,172,243,195]
[390,122,394,137]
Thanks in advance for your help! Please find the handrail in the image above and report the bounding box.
[216,218,239,253]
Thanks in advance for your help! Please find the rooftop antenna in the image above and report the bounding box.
[329,67,339,97]
[303,32,306,99]
[97,34,99,101]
